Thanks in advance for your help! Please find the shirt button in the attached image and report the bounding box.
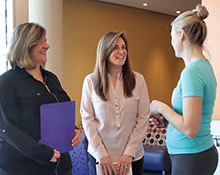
[2,129,6,133]
[116,105,118,107]
[116,113,119,115]
[37,93,40,96]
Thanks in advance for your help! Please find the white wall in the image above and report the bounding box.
[202,1,220,120]
[202,1,220,174]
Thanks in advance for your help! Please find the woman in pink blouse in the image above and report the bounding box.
[80,31,150,175]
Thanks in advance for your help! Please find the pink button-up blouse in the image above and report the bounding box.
[80,71,150,162]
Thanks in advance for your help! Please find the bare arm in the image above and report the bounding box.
[150,96,202,139]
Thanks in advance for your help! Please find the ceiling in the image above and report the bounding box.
[92,0,201,16]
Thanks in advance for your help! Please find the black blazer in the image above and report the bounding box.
[0,67,72,175]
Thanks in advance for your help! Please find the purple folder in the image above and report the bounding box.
[39,101,75,153]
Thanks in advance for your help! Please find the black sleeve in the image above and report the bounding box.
[0,74,54,166]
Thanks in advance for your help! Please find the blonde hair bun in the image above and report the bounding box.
[192,4,209,20]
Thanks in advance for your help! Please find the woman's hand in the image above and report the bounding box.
[150,100,169,128]
[150,100,166,115]
[71,129,82,146]
[50,149,60,162]
[100,156,116,175]
[117,155,133,175]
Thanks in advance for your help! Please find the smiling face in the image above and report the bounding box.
[108,37,127,69]
[30,35,50,67]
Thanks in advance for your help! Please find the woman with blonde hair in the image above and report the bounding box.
[150,5,218,175]
[0,22,82,175]
[80,31,150,175]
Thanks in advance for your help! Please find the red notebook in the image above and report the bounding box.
[39,101,75,153]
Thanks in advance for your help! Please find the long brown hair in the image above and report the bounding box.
[93,31,135,101]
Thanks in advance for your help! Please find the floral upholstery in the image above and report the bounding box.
[143,123,168,146]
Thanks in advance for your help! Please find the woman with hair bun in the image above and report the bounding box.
[150,5,218,175]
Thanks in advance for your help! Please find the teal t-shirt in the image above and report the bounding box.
[166,59,217,154]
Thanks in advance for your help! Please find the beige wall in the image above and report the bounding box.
[202,0,220,120]
[63,0,184,126]
[13,0,29,27]
[29,0,64,84]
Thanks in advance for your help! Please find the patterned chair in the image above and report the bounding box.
[143,123,171,175]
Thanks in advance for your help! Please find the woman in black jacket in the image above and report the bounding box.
[0,22,81,175]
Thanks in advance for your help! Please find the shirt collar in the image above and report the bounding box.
[14,66,48,81]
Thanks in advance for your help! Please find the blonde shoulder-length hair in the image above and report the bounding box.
[93,31,136,101]
[6,22,46,69]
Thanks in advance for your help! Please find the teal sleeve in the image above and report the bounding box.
[181,65,205,98]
